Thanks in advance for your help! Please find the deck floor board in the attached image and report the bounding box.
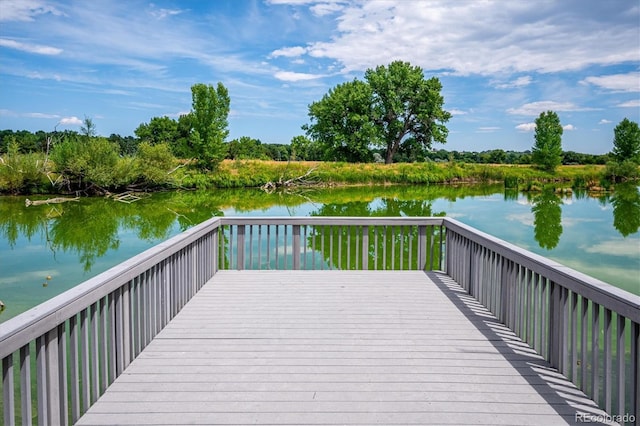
[77,270,611,425]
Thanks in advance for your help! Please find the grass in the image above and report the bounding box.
[173,160,611,191]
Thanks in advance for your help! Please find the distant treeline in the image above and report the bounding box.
[0,129,609,166]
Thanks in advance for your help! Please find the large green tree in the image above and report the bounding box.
[303,80,378,162]
[532,110,563,172]
[611,118,640,164]
[304,61,450,164]
[366,61,451,163]
[188,82,230,169]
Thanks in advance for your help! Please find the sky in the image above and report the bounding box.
[0,0,638,154]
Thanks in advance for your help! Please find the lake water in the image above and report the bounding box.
[1,184,639,323]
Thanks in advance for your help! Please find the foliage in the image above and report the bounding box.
[50,134,120,190]
[532,110,563,172]
[365,61,451,163]
[80,116,97,138]
[0,138,50,193]
[133,142,177,186]
[304,61,450,164]
[135,116,180,147]
[531,189,563,249]
[304,79,378,162]
[610,183,640,237]
[188,82,231,170]
[226,136,267,160]
[603,160,640,183]
[291,135,322,161]
[108,133,139,156]
[611,118,640,164]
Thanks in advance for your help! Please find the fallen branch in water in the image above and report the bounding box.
[25,197,80,207]
[261,166,319,193]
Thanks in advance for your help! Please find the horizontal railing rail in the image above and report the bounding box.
[2,216,637,425]
[443,217,639,423]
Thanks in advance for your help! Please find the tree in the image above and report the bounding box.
[188,83,231,169]
[135,116,179,147]
[611,118,640,164]
[290,135,321,161]
[80,116,97,138]
[226,136,266,160]
[366,61,451,164]
[303,80,378,163]
[304,61,450,164]
[532,111,563,172]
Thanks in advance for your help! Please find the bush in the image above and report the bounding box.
[133,142,177,186]
[0,140,50,193]
[603,160,640,183]
[51,136,120,190]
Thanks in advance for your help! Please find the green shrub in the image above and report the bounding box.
[0,140,50,193]
[134,142,177,186]
[603,160,640,183]
[51,136,120,190]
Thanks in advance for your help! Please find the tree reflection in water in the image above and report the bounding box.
[531,189,563,250]
[611,183,640,237]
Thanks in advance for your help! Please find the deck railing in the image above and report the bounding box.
[0,216,221,425]
[444,218,639,423]
[1,216,638,425]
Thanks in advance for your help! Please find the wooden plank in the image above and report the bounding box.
[78,270,611,425]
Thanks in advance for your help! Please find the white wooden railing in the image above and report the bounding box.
[1,217,637,425]
[445,218,639,424]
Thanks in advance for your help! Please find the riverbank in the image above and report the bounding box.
[183,160,611,191]
[0,157,633,195]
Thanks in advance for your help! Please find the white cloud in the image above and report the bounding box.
[149,7,185,20]
[448,109,468,116]
[270,46,307,58]
[310,3,345,16]
[516,123,536,132]
[582,239,640,258]
[617,100,640,108]
[0,38,62,55]
[493,76,533,89]
[599,119,612,124]
[25,112,59,119]
[582,72,640,92]
[59,116,83,126]
[274,70,324,81]
[293,1,639,75]
[563,124,576,131]
[0,0,64,22]
[507,101,595,116]
[477,127,500,133]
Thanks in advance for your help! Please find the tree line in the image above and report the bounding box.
[1,60,638,195]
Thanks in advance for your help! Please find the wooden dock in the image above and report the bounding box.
[77,270,611,425]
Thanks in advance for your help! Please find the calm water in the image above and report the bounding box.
[1,184,639,323]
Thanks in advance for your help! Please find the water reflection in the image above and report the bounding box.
[611,183,640,237]
[531,189,563,250]
[0,193,224,271]
[1,184,639,322]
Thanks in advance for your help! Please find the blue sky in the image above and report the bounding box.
[0,0,638,154]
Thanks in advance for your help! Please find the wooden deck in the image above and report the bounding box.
[77,270,612,425]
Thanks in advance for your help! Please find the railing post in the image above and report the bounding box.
[362,226,368,270]
[418,225,427,270]
[548,281,560,368]
[3,354,15,426]
[237,225,245,270]
[293,225,301,270]
[46,327,61,424]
